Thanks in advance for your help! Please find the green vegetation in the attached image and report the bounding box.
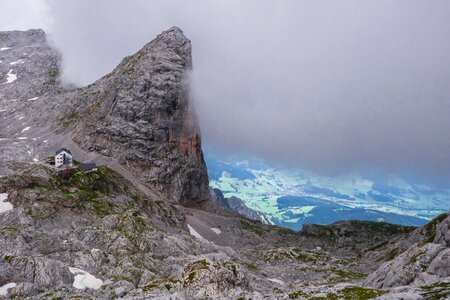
[273,287,283,293]
[331,269,367,280]
[289,290,309,299]
[367,241,389,252]
[289,287,384,300]
[276,227,297,237]
[185,259,210,272]
[242,261,259,272]
[423,213,448,243]
[142,278,180,292]
[1,226,20,238]
[51,166,122,216]
[386,248,399,260]
[47,67,59,85]
[311,287,385,300]
[3,255,14,263]
[183,259,210,283]
[420,281,450,299]
[254,248,323,263]
[407,250,425,266]
[187,272,196,282]
[59,111,78,128]
[240,218,265,236]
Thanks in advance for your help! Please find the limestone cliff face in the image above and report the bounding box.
[72,27,209,207]
[364,213,450,289]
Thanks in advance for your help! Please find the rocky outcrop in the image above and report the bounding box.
[0,29,62,163]
[435,212,450,246]
[210,188,267,223]
[0,29,61,100]
[70,27,209,207]
[364,213,450,289]
[301,220,416,255]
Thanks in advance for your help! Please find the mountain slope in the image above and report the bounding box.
[1,28,449,300]
[0,28,209,207]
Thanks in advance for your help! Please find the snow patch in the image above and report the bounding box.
[33,158,39,162]
[0,47,12,51]
[259,213,273,225]
[3,69,17,84]
[69,267,103,290]
[0,193,13,214]
[17,137,27,140]
[10,59,25,65]
[0,282,17,296]
[267,278,285,285]
[211,227,221,235]
[187,224,207,241]
[21,126,31,133]
[0,109,7,112]
[43,140,48,143]
[27,96,39,101]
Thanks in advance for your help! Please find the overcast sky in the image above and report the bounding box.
[1,0,450,184]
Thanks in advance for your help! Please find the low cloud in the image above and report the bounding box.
[10,0,450,183]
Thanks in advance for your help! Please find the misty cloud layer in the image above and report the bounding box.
[3,0,450,183]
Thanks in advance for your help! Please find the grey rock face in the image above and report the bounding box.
[364,213,450,289]
[0,29,61,164]
[0,29,60,100]
[434,211,450,246]
[0,27,209,208]
[363,243,446,288]
[210,188,267,223]
[69,27,210,207]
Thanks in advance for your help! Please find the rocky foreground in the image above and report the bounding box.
[1,28,449,299]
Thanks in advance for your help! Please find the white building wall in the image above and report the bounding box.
[55,151,73,168]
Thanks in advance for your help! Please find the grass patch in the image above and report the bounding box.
[386,248,399,260]
[3,255,14,263]
[60,111,78,128]
[289,290,309,299]
[336,287,386,299]
[420,281,450,299]
[187,272,196,281]
[47,67,59,85]
[243,262,259,272]
[407,250,425,266]
[332,269,367,280]
[240,218,265,237]
[142,278,180,292]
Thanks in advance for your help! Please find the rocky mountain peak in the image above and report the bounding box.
[67,27,209,207]
[0,26,209,207]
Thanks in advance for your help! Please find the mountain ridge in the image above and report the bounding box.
[1,28,449,299]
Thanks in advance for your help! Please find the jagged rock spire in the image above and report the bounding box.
[72,27,210,206]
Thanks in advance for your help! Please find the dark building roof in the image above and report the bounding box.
[80,163,97,171]
[56,148,72,155]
